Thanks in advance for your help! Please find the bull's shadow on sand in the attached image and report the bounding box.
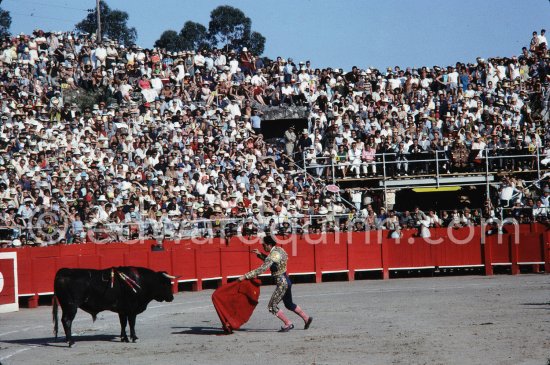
[0,334,119,347]
[172,326,274,335]
[1,327,278,347]
[521,302,550,310]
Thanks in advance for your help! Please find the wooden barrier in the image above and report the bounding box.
[0,224,548,306]
[545,231,550,273]
[346,231,384,280]
[0,252,18,313]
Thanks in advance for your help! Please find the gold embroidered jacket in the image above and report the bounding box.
[245,246,288,279]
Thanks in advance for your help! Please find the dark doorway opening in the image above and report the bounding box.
[261,118,308,140]
[393,186,484,213]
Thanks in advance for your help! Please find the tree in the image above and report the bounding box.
[0,0,11,38]
[75,1,137,46]
[208,6,265,54]
[179,21,210,51]
[154,30,181,52]
[246,31,266,56]
[208,5,252,51]
[154,5,266,55]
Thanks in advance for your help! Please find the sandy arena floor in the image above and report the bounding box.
[0,274,548,365]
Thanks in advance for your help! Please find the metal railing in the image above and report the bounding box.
[499,206,550,223]
[299,147,550,212]
[0,213,414,244]
[3,207,546,248]
[305,148,544,179]
[281,152,357,210]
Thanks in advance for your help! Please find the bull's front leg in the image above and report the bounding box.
[128,314,138,342]
[118,313,129,342]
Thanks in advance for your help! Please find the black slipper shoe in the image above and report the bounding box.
[278,324,294,332]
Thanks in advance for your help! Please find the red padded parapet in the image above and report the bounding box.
[0,224,547,304]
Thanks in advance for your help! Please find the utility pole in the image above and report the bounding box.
[96,0,101,42]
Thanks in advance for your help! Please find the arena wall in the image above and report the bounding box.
[0,224,548,308]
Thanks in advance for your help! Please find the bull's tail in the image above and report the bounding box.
[52,295,59,340]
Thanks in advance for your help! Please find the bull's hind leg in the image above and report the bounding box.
[118,313,129,342]
[61,306,77,347]
[128,314,138,342]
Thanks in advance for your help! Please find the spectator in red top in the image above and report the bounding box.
[239,47,255,75]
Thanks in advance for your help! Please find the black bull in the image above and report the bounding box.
[53,267,176,346]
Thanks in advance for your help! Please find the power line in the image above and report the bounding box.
[3,0,87,12]
[8,11,80,23]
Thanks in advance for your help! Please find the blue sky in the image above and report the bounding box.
[3,0,549,71]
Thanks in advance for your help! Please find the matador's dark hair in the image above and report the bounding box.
[263,235,277,246]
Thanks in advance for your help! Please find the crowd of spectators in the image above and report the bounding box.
[0,28,548,246]
[299,30,550,180]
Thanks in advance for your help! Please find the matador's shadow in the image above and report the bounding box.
[171,326,274,335]
[521,302,550,310]
[171,326,225,335]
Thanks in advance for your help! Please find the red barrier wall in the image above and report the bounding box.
[283,237,315,276]
[517,233,544,263]
[317,234,348,274]
[0,255,16,305]
[0,224,548,307]
[346,231,384,276]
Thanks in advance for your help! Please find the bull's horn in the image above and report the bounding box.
[162,273,179,280]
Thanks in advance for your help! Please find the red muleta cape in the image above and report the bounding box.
[211,279,261,333]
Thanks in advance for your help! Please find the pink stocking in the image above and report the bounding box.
[293,305,309,323]
[275,310,292,327]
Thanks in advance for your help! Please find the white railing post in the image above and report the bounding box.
[331,156,335,184]
[382,153,388,212]
[536,145,541,180]
[485,147,490,201]
[435,150,440,187]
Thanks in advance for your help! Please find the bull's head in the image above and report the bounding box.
[155,272,179,302]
